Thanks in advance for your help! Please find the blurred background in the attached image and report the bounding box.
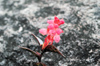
[0,0,100,66]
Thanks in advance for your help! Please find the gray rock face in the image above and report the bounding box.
[0,0,100,66]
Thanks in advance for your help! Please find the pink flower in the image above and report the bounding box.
[39,28,47,35]
[39,16,65,50]
[56,28,63,35]
[47,20,54,24]
[47,24,54,29]
[49,29,56,36]
[54,34,60,43]
[42,35,53,50]
[54,24,59,28]
[54,16,65,26]
[59,19,65,25]
[54,16,60,24]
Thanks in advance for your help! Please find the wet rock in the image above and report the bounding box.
[0,0,100,66]
[35,6,60,18]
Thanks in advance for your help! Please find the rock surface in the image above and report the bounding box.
[0,0,100,66]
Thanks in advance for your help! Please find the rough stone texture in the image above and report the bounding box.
[0,0,100,66]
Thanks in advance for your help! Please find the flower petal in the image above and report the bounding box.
[59,19,65,25]
[54,34,60,43]
[39,28,47,35]
[47,24,54,29]
[47,35,53,44]
[56,28,63,35]
[54,16,60,24]
[54,24,59,28]
[47,20,54,24]
[49,30,56,36]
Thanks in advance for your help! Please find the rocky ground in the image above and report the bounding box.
[0,0,100,66]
